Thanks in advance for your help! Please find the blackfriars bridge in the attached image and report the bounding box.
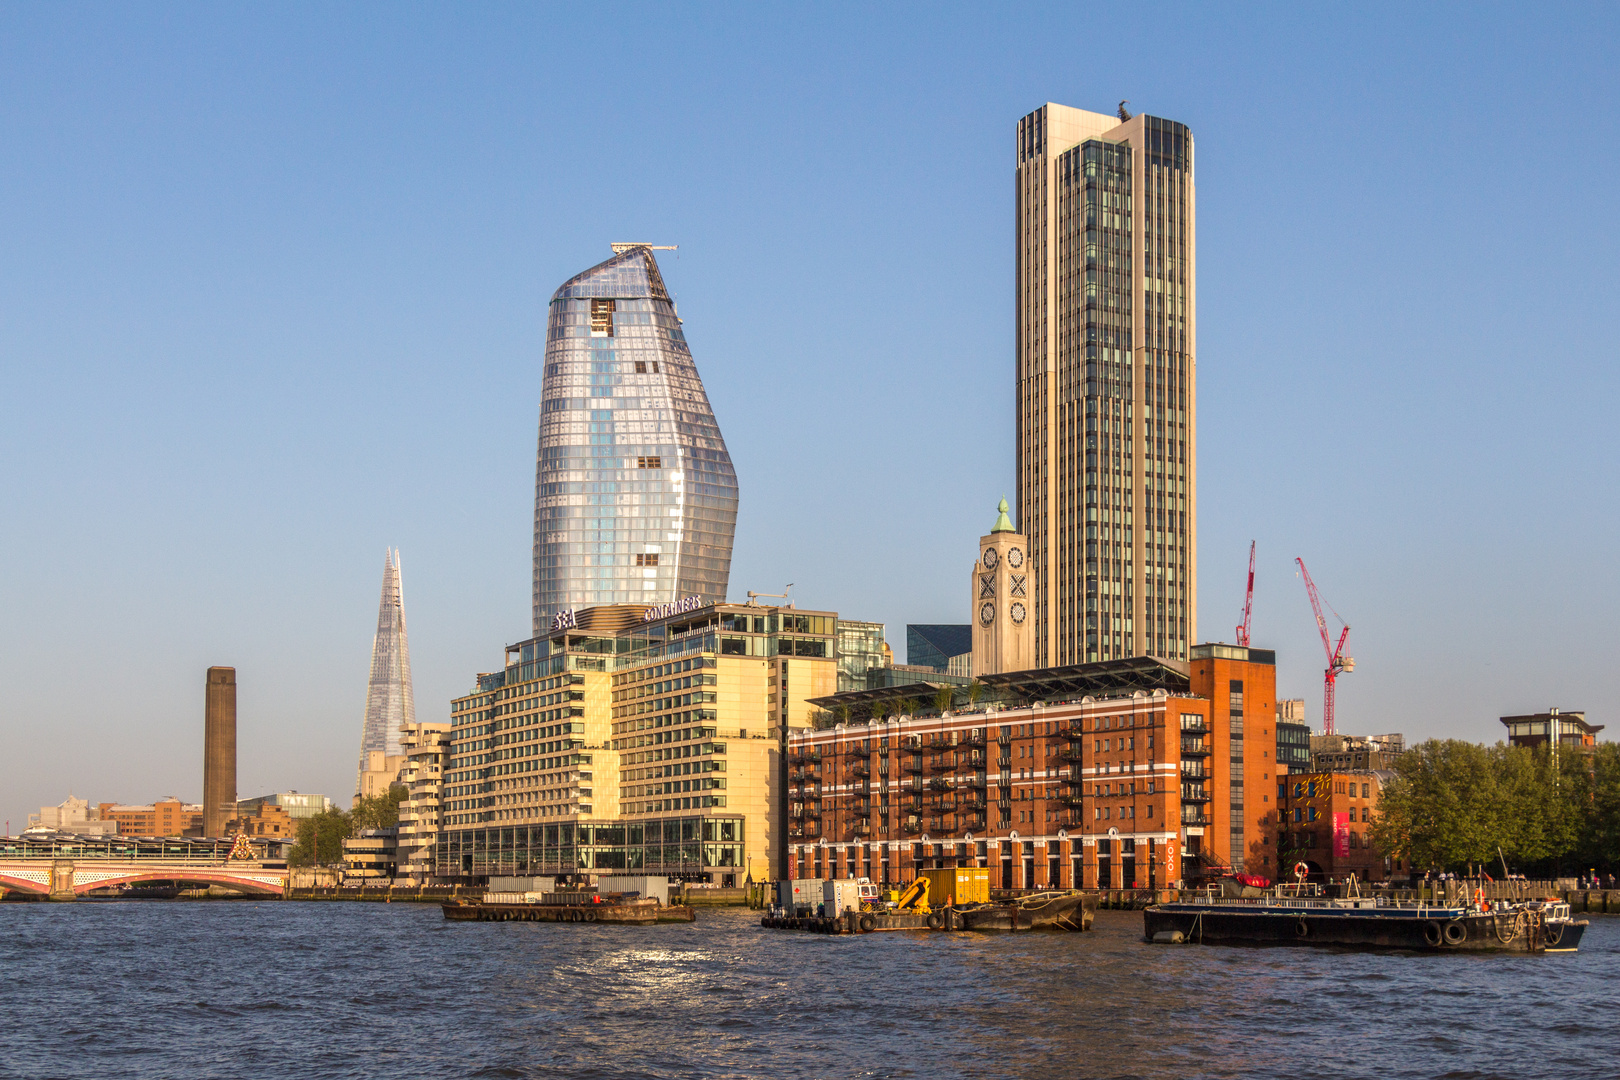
[0,832,288,900]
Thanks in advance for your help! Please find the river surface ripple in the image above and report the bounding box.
[2,902,1616,1079]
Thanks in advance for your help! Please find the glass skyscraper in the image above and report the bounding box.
[532,244,738,633]
[1016,104,1196,666]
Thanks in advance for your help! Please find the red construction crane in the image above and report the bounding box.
[1296,557,1353,735]
[1235,541,1256,647]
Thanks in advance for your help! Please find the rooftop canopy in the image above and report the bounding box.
[806,655,1192,725]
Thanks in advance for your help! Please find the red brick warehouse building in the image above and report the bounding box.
[792,643,1283,890]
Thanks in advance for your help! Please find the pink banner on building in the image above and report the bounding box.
[1333,812,1350,859]
[788,852,798,880]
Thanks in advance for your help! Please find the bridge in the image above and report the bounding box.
[0,831,289,900]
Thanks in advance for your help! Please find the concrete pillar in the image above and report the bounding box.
[49,860,75,901]
[204,667,237,839]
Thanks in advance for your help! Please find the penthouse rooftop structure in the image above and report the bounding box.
[1500,709,1604,750]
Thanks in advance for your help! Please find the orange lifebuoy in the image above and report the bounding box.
[1293,862,1309,882]
[1473,887,1488,913]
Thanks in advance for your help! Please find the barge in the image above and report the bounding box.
[442,875,696,926]
[762,873,1096,935]
[1144,887,1587,953]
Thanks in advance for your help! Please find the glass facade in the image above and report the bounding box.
[532,245,738,634]
[1017,106,1195,667]
[836,620,888,691]
[436,817,744,880]
[905,624,971,672]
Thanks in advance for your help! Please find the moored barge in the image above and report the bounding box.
[1144,888,1587,953]
[762,874,1097,934]
[443,878,696,925]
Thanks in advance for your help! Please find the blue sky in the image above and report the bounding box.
[2,5,1617,826]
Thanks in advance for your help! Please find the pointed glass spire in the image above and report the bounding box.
[357,549,415,794]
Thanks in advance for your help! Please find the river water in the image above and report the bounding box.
[2,901,1614,1079]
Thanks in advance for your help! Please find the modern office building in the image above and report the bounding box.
[438,600,836,885]
[1015,103,1197,666]
[235,792,334,820]
[531,244,739,633]
[356,549,415,794]
[907,625,972,674]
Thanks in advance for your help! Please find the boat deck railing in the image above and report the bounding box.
[1165,890,1479,916]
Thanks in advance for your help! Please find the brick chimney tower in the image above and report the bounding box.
[203,667,237,838]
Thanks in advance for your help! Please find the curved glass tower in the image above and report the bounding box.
[532,244,738,633]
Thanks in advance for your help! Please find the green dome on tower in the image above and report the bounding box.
[991,497,1015,533]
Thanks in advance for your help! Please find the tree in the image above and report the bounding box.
[1370,740,1499,872]
[966,681,985,709]
[289,807,350,867]
[350,785,408,833]
[934,685,954,716]
[1371,739,1619,876]
[896,696,918,719]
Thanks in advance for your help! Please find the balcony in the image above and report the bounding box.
[1180,762,1206,779]
[903,760,925,775]
[965,775,988,791]
[929,757,955,773]
[789,806,821,820]
[850,763,871,780]
[1180,786,1210,803]
[1060,748,1086,764]
[933,799,957,813]
[959,795,987,811]
[853,823,872,837]
[1179,741,1210,758]
[902,820,924,835]
[1060,793,1086,807]
[927,777,950,792]
[1181,811,1209,826]
[962,733,986,747]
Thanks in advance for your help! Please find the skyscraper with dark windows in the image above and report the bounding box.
[1015,104,1196,666]
[532,244,738,633]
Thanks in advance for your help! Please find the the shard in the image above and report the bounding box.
[532,244,738,632]
[357,549,415,792]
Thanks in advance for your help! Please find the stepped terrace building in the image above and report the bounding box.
[437,600,836,885]
[794,644,1280,890]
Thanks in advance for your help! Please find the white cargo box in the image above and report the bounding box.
[823,878,862,914]
[598,875,671,905]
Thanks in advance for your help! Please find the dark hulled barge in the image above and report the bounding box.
[1144,889,1587,953]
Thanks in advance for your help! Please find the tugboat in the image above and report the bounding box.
[1144,870,1587,954]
